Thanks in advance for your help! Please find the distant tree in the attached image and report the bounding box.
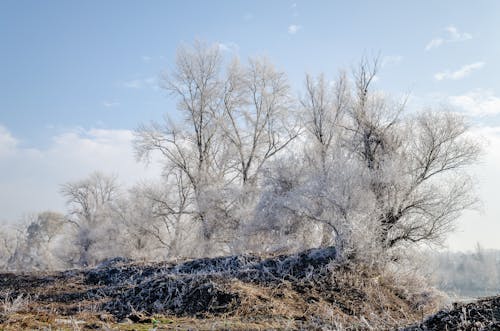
[4,211,68,270]
[115,178,193,259]
[301,71,349,171]
[0,226,16,270]
[61,172,121,266]
[430,248,500,297]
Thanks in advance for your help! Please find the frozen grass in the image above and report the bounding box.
[1,247,493,330]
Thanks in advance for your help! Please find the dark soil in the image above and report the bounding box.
[403,296,500,331]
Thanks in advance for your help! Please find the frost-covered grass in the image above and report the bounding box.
[0,246,454,330]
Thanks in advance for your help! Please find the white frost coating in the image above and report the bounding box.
[0,46,481,271]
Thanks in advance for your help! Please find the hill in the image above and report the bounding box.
[1,247,494,330]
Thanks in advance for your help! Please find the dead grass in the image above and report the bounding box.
[0,249,448,330]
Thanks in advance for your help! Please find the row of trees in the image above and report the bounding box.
[0,41,481,270]
[428,245,500,298]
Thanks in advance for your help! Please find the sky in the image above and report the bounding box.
[1,1,500,251]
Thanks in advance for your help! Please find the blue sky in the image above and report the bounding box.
[1,1,500,250]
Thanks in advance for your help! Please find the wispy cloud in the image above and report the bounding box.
[448,89,500,117]
[141,55,151,62]
[288,24,302,35]
[0,125,18,157]
[122,77,156,89]
[0,126,162,220]
[217,42,239,54]
[445,25,472,42]
[434,61,484,81]
[103,101,120,108]
[425,38,444,51]
[425,25,472,51]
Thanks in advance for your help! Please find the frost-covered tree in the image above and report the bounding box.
[253,57,480,262]
[134,43,480,261]
[61,172,123,266]
[301,72,349,171]
[3,211,69,271]
[220,57,298,186]
[0,44,481,270]
[115,177,195,260]
[0,226,16,270]
[134,42,298,256]
[345,60,480,254]
[135,42,227,251]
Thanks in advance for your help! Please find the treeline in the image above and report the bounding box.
[429,247,500,298]
[0,41,480,271]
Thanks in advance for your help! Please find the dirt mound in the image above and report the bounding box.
[99,247,338,318]
[0,247,451,330]
[403,296,500,330]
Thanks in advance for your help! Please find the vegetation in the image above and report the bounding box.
[0,42,480,271]
[0,41,490,330]
[0,247,447,330]
[428,246,500,299]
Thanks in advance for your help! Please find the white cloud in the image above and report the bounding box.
[0,125,18,157]
[122,77,157,89]
[0,126,161,222]
[288,24,302,35]
[434,61,484,81]
[425,25,472,51]
[425,38,444,51]
[141,55,151,62]
[217,42,239,54]
[448,89,500,117]
[445,25,472,42]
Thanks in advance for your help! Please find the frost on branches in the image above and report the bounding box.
[0,43,481,270]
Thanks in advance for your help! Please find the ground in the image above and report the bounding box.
[1,247,497,330]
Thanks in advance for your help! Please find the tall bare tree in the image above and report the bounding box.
[221,58,298,186]
[135,43,299,254]
[301,72,349,171]
[344,59,480,253]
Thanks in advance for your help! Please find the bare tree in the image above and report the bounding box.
[135,44,480,261]
[3,212,69,271]
[343,59,480,254]
[261,58,482,261]
[221,57,298,186]
[115,173,194,259]
[378,111,480,248]
[301,72,349,171]
[134,43,299,255]
[135,42,226,246]
[60,172,121,266]
[0,226,16,270]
